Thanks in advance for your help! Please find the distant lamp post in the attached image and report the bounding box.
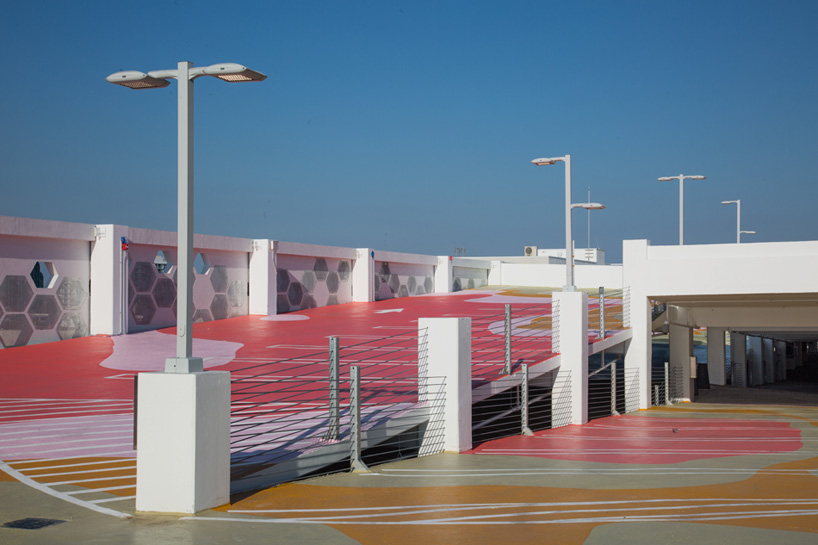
[532,155,606,291]
[658,174,706,245]
[721,199,755,243]
[107,62,266,373]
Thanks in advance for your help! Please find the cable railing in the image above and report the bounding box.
[228,328,444,492]
[588,287,627,340]
[470,302,555,383]
[588,355,641,420]
[651,361,671,407]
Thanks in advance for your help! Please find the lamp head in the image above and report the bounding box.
[531,157,561,166]
[721,200,738,205]
[657,176,676,182]
[572,202,606,210]
[106,71,170,89]
[203,63,267,82]
[688,175,706,180]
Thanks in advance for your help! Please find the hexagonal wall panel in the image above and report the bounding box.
[326,271,340,294]
[57,313,88,340]
[0,314,33,348]
[302,271,316,293]
[27,295,61,330]
[210,294,229,320]
[408,276,417,295]
[314,258,329,281]
[424,276,434,293]
[30,261,57,289]
[277,294,291,314]
[287,283,303,307]
[57,277,87,310]
[338,260,351,281]
[0,276,33,312]
[131,295,157,325]
[388,274,400,293]
[131,262,157,293]
[210,265,229,293]
[152,277,176,308]
[193,309,212,324]
[277,268,291,293]
[301,295,317,309]
[0,304,4,322]
[227,280,245,307]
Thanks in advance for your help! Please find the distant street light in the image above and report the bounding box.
[107,62,266,373]
[658,174,706,245]
[721,199,756,243]
[532,155,606,291]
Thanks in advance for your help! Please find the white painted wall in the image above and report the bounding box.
[499,263,623,289]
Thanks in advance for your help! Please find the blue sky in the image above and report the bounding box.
[2,1,816,262]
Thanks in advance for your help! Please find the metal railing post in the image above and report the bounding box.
[598,287,605,339]
[610,358,620,416]
[504,304,512,374]
[664,361,670,404]
[328,336,340,441]
[521,364,533,435]
[349,366,369,472]
[654,384,660,406]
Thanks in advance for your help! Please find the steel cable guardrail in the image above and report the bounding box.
[468,301,558,445]
[588,288,627,340]
[228,328,444,491]
[651,361,671,407]
[588,357,641,420]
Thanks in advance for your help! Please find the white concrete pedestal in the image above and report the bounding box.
[418,317,472,452]
[552,291,589,426]
[135,371,230,514]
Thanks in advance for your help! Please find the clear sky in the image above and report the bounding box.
[2,1,816,262]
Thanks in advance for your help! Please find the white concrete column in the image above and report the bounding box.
[730,332,747,387]
[622,240,652,409]
[747,336,763,386]
[434,256,453,293]
[553,291,589,425]
[136,371,230,513]
[488,260,502,285]
[669,323,694,401]
[417,317,472,452]
[353,248,374,302]
[762,337,774,384]
[775,340,787,381]
[90,224,130,336]
[707,327,727,386]
[249,239,276,315]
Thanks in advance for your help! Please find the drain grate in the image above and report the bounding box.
[3,518,66,530]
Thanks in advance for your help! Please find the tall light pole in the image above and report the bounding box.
[658,174,706,245]
[108,62,266,373]
[532,155,606,291]
[721,199,756,243]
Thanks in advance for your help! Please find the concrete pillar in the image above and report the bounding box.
[707,327,727,386]
[747,336,763,386]
[730,332,747,387]
[488,260,502,285]
[417,317,472,452]
[434,256,453,293]
[775,340,787,381]
[352,248,374,302]
[135,371,230,513]
[622,239,652,409]
[90,224,130,336]
[669,323,694,401]
[553,291,589,425]
[762,337,774,384]
[249,239,276,315]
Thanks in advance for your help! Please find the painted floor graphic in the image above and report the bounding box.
[0,289,569,517]
[211,406,818,544]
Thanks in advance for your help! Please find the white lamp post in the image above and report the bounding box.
[532,155,606,291]
[108,62,266,373]
[658,174,706,245]
[721,199,755,243]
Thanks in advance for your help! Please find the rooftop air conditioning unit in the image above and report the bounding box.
[524,246,538,257]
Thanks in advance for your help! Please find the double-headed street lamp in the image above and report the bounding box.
[658,173,706,245]
[721,199,756,243]
[107,62,266,373]
[532,154,606,291]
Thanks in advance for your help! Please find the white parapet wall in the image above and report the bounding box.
[496,262,623,290]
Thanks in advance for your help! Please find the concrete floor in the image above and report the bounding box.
[3,402,817,544]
